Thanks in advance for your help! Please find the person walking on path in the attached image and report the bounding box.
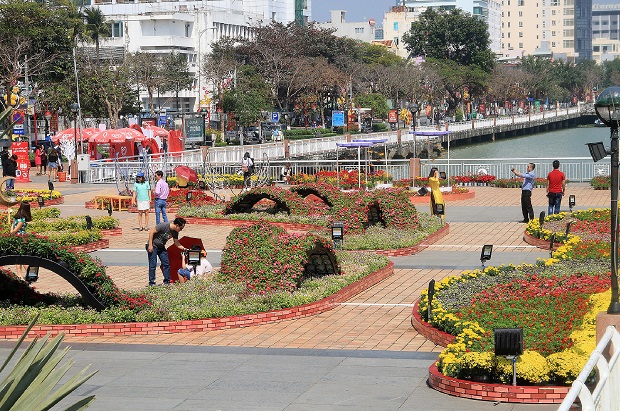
[10,202,32,278]
[132,171,151,231]
[4,154,17,190]
[153,170,169,224]
[146,217,187,286]
[512,162,536,223]
[547,160,566,215]
[40,147,47,174]
[34,146,42,175]
[241,152,254,190]
[47,148,59,182]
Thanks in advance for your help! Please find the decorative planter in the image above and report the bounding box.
[57,171,67,182]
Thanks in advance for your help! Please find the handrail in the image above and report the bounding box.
[558,326,620,411]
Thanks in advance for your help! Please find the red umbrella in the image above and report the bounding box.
[143,124,170,138]
[118,127,144,141]
[89,129,128,144]
[175,165,198,187]
[51,127,98,143]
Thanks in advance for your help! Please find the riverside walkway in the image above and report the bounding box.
[0,175,611,410]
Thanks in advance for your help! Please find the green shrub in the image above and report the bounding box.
[372,123,388,132]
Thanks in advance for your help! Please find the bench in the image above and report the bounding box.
[93,195,133,211]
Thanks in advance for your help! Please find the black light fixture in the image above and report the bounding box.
[187,249,201,265]
[480,244,493,269]
[332,221,344,249]
[494,328,524,386]
[48,181,54,192]
[439,171,446,180]
[198,180,206,190]
[107,202,113,216]
[417,186,428,196]
[427,279,436,321]
[594,86,620,314]
[565,221,573,237]
[25,266,39,283]
[549,233,556,257]
[37,195,44,209]
[586,142,608,162]
[435,203,445,215]
[186,191,193,203]
[85,215,93,230]
[568,194,576,212]
[538,211,545,228]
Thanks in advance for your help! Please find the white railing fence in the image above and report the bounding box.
[86,153,602,185]
[558,326,620,411]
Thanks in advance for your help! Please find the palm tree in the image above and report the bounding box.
[83,7,111,61]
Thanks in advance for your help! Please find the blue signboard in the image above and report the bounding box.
[271,112,280,122]
[13,124,24,135]
[158,115,167,126]
[332,111,345,127]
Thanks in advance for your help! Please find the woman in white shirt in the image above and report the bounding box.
[241,152,254,190]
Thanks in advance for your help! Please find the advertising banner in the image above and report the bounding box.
[388,110,398,123]
[11,141,31,183]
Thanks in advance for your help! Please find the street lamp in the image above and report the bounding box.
[44,111,52,142]
[70,102,79,184]
[594,86,620,314]
[410,103,420,132]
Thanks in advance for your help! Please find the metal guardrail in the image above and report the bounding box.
[558,326,620,411]
[86,153,603,185]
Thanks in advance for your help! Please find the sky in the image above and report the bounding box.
[311,0,399,25]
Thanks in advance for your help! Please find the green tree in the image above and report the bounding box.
[129,52,164,116]
[82,7,111,61]
[402,8,494,72]
[355,93,389,119]
[223,65,271,127]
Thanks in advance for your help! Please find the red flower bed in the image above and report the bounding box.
[167,188,218,207]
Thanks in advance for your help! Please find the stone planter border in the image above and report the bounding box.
[0,262,394,339]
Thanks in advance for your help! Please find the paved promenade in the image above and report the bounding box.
[1,175,610,410]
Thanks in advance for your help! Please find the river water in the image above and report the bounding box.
[446,125,611,159]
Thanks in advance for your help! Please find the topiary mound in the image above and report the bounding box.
[0,268,57,306]
[0,234,150,310]
[218,221,341,293]
[223,186,311,215]
[289,182,346,208]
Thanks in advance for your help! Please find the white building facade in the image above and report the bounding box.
[90,0,310,114]
[317,10,376,43]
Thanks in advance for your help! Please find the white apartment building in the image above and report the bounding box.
[501,0,592,61]
[89,0,310,113]
[317,10,376,43]
[592,4,620,62]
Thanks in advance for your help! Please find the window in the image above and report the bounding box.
[508,32,511,38]
[355,27,365,34]
[563,8,573,15]
[563,29,574,36]
[508,22,511,27]
[563,39,574,47]
[519,42,524,48]
[519,31,523,37]
[393,22,399,31]
[564,0,574,5]
[552,10,556,15]
[552,30,556,36]
[519,21,523,27]
[552,41,556,47]
[550,0,559,5]
[473,6,482,14]
[508,11,510,16]
[185,23,190,37]
[594,45,600,52]
[518,0,524,5]
[552,20,556,26]
[519,11,523,16]
[111,21,123,37]
[563,19,574,26]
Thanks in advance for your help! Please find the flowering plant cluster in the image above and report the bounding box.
[590,175,611,190]
[223,186,313,216]
[526,208,612,245]
[3,189,62,203]
[0,267,57,306]
[423,258,610,385]
[167,188,218,207]
[218,221,341,293]
[290,170,392,189]
[0,234,151,310]
[167,174,264,188]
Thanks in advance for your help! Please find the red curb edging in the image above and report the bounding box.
[100,228,122,237]
[0,262,394,339]
[408,191,475,204]
[523,231,561,251]
[374,224,450,257]
[0,197,64,210]
[410,299,455,347]
[72,239,109,253]
[428,364,569,404]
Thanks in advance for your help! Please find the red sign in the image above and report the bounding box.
[388,110,398,123]
[11,141,30,183]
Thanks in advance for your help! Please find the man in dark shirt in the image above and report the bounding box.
[0,146,8,177]
[146,217,187,286]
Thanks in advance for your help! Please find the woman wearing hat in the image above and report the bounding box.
[132,171,151,231]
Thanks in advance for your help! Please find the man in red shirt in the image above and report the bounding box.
[547,160,566,215]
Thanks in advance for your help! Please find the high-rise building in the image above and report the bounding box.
[87,0,309,113]
[500,0,591,61]
[592,4,620,62]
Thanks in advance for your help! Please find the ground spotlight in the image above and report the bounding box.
[85,215,93,230]
[37,195,44,209]
[107,202,113,216]
[435,203,445,215]
[332,221,344,249]
[25,266,39,283]
[494,328,523,386]
[568,194,575,211]
[480,244,493,269]
[186,191,193,203]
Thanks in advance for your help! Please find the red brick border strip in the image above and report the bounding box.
[0,262,394,339]
[410,299,455,347]
[523,231,560,251]
[428,364,569,404]
[72,239,109,253]
[100,228,122,237]
[0,197,64,210]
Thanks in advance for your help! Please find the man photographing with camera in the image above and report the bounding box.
[512,163,536,223]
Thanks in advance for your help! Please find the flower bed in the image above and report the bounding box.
[491,178,548,188]
[418,258,610,387]
[290,170,392,189]
[0,189,63,209]
[591,175,610,190]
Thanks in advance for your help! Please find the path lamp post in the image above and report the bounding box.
[70,102,79,184]
[594,86,620,314]
[410,103,419,132]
